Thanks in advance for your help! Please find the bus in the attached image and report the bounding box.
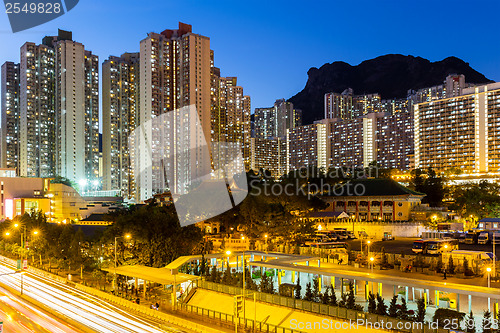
[333,228,348,240]
[465,231,479,244]
[412,239,457,254]
[315,230,339,242]
[412,239,427,254]
[426,239,458,255]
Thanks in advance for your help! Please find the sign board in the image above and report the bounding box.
[25,241,29,249]
[17,260,21,270]
[23,259,28,270]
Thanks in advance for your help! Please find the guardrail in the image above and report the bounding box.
[198,280,451,333]
[178,302,307,333]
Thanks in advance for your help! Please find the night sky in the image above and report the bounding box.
[1,0,499,111]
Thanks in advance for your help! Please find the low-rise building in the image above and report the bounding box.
[321,178,425,222]
[0,169,119,223]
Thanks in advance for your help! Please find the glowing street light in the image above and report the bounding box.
[114,234,132,291]
[5,232,10,237]
[317,225,323,231]
[487,267,492,288]
[370,256,375,273]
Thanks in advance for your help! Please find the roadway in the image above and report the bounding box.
[0,262,186,333]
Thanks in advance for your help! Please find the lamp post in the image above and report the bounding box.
[493,234,496,280]
[241,238,246,324]
[367,240,371,256]
[370,257,374,274]
[114,234,131,291]
[264,234,268,254]
[487,267,491,288]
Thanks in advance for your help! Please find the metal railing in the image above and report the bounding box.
[197,280,451,333]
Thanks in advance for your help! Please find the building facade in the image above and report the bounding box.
[135,23,212,201]
[322,178,425,222]
[15,30,99,185]
[102,53,139,199]
[1,62,20,171]
[286,123,327,172]
[254,99,301,139]
[415,82,500,174]
[250,137,287,179]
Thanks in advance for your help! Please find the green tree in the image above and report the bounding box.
[368,292,377,314]
[436,256,443,273]
[294,276,302,299]
[482,311,492,333]
[463,258,473,276]
[415,297,426,322]
[411,168,446,207]
[346,282,358,310]
[449,181,500,219]
[448,257,455,274]
[388,295,399,317]
[464,311,476,333]
[376,294,387,316]
[304,282,314,302]
[321,286,330,305]
[329,286,337,306]
[398,297,409,320]
[312,276,320,301]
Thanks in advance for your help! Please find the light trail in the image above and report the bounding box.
[0,263,182,333]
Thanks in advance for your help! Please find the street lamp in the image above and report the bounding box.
[487,267,491,288]
[225,250,231,272]
[367,240,371,256]
[370,257,375,273]
[114,234,131,291]
[264,234,268,254]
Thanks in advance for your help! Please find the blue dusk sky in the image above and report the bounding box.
[1,0,499,111]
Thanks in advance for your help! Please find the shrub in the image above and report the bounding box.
[432,308,465,328]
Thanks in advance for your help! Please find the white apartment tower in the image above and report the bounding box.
[1,62,20,171]
[18,29,99,184]
[136,23,212,201]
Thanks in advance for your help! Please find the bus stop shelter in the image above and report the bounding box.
[103,264,198,306]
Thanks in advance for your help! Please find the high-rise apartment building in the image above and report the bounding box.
[84,50,100,183]
[376,111,414,170]
[102,52,139,199]
[250,137,287,179]
[324,89,381,120]
[211,76,251,172]
[253,107,275,139]
[15,29,99,185]
[286,123,327,172]
[19,40,56,178]
[414,82,500,174]
[326,117,365,168]
[253,99,301,139]
[1,62,20,171]
[136,23,212,201]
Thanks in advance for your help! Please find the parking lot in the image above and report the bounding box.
[345,237,498,255]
